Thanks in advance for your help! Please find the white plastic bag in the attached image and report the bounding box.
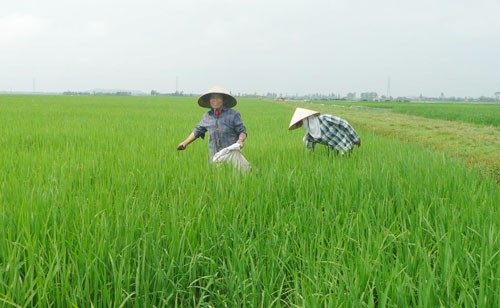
[212,143,250,171]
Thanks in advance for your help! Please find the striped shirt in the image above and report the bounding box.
[304,114,360,154]
[193,107,247,160]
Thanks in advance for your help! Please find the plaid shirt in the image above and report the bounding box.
[193,107,247,160]
[304,114,360,154]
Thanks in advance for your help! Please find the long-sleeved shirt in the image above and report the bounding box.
[303,114,360,154]
[193,107,247,161]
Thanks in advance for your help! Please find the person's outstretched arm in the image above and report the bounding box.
[177,133,197,150]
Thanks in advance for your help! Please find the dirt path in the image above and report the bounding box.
[287,102,500,183]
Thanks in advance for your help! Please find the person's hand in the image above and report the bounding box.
[177,143,186,150]
[237,139,244,149]
[355,139,361,147]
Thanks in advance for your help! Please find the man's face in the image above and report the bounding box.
[209,94,223,109]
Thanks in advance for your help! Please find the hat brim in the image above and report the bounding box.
[198,92,237,108]
[289,108,320,130]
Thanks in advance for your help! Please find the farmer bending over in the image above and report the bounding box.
[289,107,361,155]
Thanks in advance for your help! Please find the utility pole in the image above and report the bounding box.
[386,76,391,98]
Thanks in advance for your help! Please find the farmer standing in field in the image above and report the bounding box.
[177,86,248,163]
[289,107,361,155]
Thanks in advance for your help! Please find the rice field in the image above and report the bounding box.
[0,95,499,307]
[297,100,500,182]
[314,100,500,127]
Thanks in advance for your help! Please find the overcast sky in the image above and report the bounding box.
[1,0,499,97]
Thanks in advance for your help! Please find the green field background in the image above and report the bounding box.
[0,96,498,307]
[310,100,500,127]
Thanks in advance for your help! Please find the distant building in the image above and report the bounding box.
[360,92,378,101]
[346,92,356,100]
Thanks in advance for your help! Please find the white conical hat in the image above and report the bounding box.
[198,86,237,108]
[288,108,320,130]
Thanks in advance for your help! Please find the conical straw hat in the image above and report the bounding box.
[198,86,237,108]
[288,108,320,130]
